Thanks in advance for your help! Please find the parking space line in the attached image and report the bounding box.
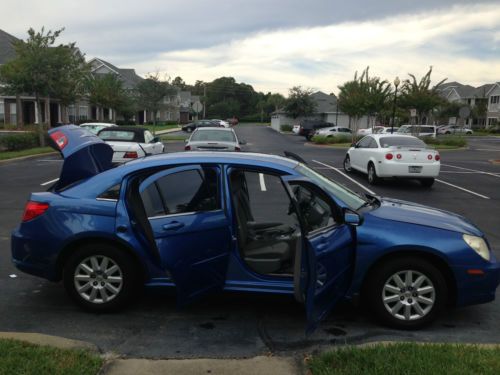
[40,178,59,186]
[312,160,376,195]
[435,179,490,199]
[441,163,500,178]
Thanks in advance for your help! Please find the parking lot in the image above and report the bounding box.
[0,123,499,358]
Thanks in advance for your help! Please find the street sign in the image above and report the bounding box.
[410,109,417,117]
[192,101,203,113]
[459,106,471,119]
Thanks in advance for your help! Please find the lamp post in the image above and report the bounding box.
[391,76,400,134]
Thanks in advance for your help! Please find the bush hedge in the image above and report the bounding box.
[280,124,293,132]
[425,136,467,147]
[0,132,39,151]
[311,134,358,145]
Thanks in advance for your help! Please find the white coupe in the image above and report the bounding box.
[343,134,440,187]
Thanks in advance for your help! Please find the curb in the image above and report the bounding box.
[0,151,58,164]
[0,332,99,352]
[153,127,182,135]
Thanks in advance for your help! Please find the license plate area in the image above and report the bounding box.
[408,166,422,173]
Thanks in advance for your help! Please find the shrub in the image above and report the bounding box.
[312,134,353,145]
[239,114,270,122]
[425,136,467,147]
[280,124,293,132]
[0,132,39,151]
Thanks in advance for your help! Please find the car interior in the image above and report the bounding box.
[229,169,301,275]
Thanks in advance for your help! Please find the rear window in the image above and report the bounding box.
[379,136,427,148]
[99,130,136,141]
[191,130,236,142]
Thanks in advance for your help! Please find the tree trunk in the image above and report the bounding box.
[35,94,45,147]
[16,95,23,127]
[45,97,51,128]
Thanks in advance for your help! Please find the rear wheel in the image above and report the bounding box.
[63,243,140,312]
[364,257,447,329]
[367,163,379,185]
[420,178,435,188]
[343,155,352,173]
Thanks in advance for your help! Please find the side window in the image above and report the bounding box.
[368,138,378,148]
[357,136,371,148]
[290,183,337,233]
[141,167,219,217]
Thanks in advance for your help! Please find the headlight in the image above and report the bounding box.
[463,234,490,261]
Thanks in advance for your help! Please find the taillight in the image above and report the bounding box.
[435,154,440,161]
[235,146,241,152]
[184,145,191,151]
[123,151,138,158]
[22,201,49,222]
[427,154,433,160]
[385,153,393,160]
[50,131,68,150]
[396,154,402,159]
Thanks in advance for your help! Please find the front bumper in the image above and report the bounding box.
[452,261,500,306]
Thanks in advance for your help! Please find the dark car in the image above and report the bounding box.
[10,125,500,332]
[298,119,334,140]
[182,120,220,132]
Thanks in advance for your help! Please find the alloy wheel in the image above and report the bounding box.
[382,270,435,321]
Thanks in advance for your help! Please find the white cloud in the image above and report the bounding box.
[132,3,500,94]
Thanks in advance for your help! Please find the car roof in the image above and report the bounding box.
[193,127,234,132]
[80,123,116,126]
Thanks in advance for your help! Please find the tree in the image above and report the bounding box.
[172,76,186,90]
[361,67,391,128]
[398,66,446,124]
[338,72,368,138]
[136,73,176,129]
[87,73,126,122]
[284,86,316,119]
[267,93,286,112]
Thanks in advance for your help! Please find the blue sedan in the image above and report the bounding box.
[11,126,500,331]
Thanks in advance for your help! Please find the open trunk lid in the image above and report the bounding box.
[48,125,113,190]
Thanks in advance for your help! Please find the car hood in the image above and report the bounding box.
[48,125,113,190]
[368,197,482,236]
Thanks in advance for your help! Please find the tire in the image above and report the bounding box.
[343,155,353,173]
[420,178,435,188]
[367,162,379,185]
[63,243,140,312]
[363,257,447,330]
[466,131,472,135]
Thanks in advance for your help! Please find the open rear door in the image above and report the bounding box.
[48,125,113,190]
[285,180,356,334]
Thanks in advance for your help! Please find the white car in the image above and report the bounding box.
[343,134,440,187]
[374,126,399,134]
[315,126,352,137]
[80,122,117,135]
[356,126,384,136]
[397,125,437,138]
[292,124,301,134]
[97,127,164,164]
[184,127,244,151]
[211,119,230,128]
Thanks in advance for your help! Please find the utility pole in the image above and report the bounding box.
[203,84,206,119]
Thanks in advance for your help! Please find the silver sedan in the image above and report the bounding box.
[184,127,245,151]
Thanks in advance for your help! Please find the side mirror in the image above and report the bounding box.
[239,140,247,145]
[343,208,363,226]
[152,136,160,143]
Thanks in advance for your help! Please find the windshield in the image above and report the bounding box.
[379,136,427,148]
[295,163,366,210]
[98,130,136,141]
[191,130,236,142]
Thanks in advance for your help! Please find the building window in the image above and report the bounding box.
[68,105,76,123]
[0,102,4,124]
[491,96,500,104]
[9,103,17,125]
[79,106,88,121]
[166,111,171,120]
[487,118,498,126]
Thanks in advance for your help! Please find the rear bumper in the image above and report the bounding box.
[377,162,440,178]
[453,262,500,307]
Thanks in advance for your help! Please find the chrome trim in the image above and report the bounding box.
[96,198,118,202]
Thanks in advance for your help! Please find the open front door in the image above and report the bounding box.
[286,180,356,334]
[137,164,231,305]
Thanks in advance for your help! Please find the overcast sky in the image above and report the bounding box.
[2,0,499,94]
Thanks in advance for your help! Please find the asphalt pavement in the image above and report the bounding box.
[0,124,499,358]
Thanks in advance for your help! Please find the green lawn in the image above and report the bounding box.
[308,343,500,375]
[144,124,180,133]
[0,338,103,375]
[0,147,54,160]
[160,134,188,141]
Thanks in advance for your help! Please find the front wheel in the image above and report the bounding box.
[63,243,140,312]
[364,257,447,329]
[343,155,352,173]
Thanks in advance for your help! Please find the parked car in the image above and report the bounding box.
[97,126,164,164]
[80,122,117,135]
[344,134,440,187]
[374,127,400,134]
[298,119,334,140]
[437,125,473,135]
[315,126,352,137]
[357,126,384,136]
[397,125,437,138]
[182,120,220,132]
[292,124,301,134]
[211,119,230,128]
[11,125,500,331]
[184,127,245,151]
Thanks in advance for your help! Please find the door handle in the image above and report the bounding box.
[162,221,184,231]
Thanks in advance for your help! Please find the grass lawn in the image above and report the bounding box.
[160,134,188,141]
[144,124,180,132]
[0,338,103,375]
[308,342,500,375]
[0,147,54,160]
